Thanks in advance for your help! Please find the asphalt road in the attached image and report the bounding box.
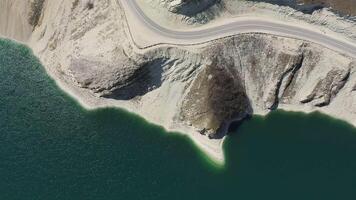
[119,0,356,58]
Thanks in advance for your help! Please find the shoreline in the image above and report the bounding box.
[0,36,226,165]
[43,62,227,166]
[2,36,356,166]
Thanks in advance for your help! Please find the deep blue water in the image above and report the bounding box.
[1,39,356,200]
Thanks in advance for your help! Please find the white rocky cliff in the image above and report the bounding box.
[0,0,355,164]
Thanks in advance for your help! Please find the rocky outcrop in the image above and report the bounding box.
[180,56,251,139]
[300,68,350,107]
[142,0,224,25]
[163,0,218,16]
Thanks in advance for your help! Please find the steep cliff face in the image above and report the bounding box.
[180,56,252,138]
[1,0,355,162]
[179,35,355,138]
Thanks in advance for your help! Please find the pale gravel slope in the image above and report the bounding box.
[0,0,32,41]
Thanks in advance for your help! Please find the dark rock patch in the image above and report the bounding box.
[180,56,252,139]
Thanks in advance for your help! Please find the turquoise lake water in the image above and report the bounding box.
[1,39,356,200]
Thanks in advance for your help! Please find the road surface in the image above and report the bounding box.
[118,0,356,58]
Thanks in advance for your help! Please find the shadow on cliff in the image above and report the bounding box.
[199,56,255,140]
[171,0,220,17]
[104,58,171,100]
[211,99,254,140]
[226,115,253,135]
[246,0,324,14]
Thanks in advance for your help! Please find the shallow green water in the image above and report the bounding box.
[1,39,356,200]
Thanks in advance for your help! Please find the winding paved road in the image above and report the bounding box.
[119,0,356,58]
